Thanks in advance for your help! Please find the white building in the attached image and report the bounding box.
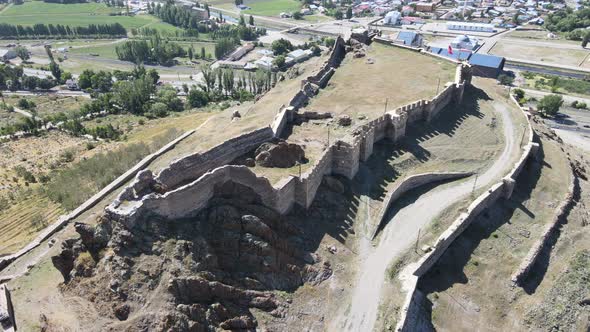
[450,34,480,50]
[446,21,495,32]
[383,11,401,25]
[286,49,313,63]
[0,49,17,61]
[254,56,274,70]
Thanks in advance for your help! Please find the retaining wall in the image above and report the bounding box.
[394,89,537,332]
[371,172,473,239]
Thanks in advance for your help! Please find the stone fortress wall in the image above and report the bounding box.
[394,93,539,332]
[106,35,473,230]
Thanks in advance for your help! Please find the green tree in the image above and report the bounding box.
[537,94,563,116]
[249,15,254,25]
[583,31,590,48]
[147,69,160,85]
[188,46,194,60]
[293,11,303,20]
[113,77,155,114]
[335,10,343,20]
[187,88,209,107]
[147,102,169,118]
[273,55,287,70]
[346,7,352,19]
[49,61,62,82]
[271,38,293,55]
[78,69,93,90]
[201,47,206,59]
[15,45,29,61]
[239,14,246,26]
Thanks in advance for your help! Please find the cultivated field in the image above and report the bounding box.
[0,110,214,255]
[0,1,157,30]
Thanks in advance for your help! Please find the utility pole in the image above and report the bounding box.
[471,173,479,197]
[436,77,441,94]
[415,228,421,253]
[384,98,388,114]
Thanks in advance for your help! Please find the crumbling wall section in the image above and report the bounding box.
[511,164,576,285]
[155,127,274,189]
[271,106,290,137]
[0,284,16,332]
[115,165,298,228]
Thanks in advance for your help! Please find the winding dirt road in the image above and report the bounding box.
[336,102,519,332]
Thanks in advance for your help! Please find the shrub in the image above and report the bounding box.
[13,165,36,183]
[498,74,514,86]
[61,150,75,163]
[512,88,525,100]
[538,94,564,116]
[187,89,209,108]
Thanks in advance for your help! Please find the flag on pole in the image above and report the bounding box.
[448,45,453,55]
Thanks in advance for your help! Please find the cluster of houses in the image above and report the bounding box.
[380,30,504,78]
[365,0,564,30]
[217,43,315,71]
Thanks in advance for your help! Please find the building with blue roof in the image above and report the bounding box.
[468,53,505,78]
[426,47,505,78]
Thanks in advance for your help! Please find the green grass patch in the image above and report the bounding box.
[44,128,181,210]
[0,1,158,29]
[242,0,301,16]
[69,43,119,58]
[522,71,590,97]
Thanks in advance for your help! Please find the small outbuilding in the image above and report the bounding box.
[396,31,423,47]
[0,49,17,61]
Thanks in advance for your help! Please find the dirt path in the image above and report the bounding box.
[335,102,518,332]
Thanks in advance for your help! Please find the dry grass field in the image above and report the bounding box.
[418,123,582,332]
[489,40,589,67]
[0,111,213,256]
[4,95,89,119]
[264,43,456,183]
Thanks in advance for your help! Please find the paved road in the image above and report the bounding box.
[336,102,518,332]
[2,90,91,98]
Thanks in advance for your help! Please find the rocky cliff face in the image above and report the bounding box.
[52,181,331,331]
